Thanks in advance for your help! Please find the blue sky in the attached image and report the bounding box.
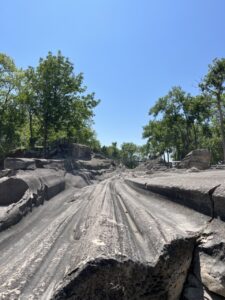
[1,0,225,146]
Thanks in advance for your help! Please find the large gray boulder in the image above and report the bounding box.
[41,173,65,200]
[35,158,65,169]
[75,158,114,170]
[70,143,92,160]
[4,157,36,170]
[0,169,66,231]
[0,177,29,206]
[179,149,211,170]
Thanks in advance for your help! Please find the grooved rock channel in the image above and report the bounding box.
[0,165,225,299]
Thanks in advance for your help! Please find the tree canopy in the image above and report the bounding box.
[143,58,225,163]
[0,51,100,158]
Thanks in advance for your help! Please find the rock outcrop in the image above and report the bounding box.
[0,169,66,231]
[126,170,225,220]
[126,170,225,299]
[197,220,225,298]
[0,171,210,299]
[0,177,29,206]
[4,157,36,170]
[182,220,225,299]
[75,158,114,170]
[0,153,115,232]
[179,149,211,170]
[69,143,92,160]
[1,162,225,299]
[46,178,208,300]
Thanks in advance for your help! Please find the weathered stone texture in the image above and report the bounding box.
[179,149,211,170]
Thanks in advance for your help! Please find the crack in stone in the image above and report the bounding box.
[208,185,221,221]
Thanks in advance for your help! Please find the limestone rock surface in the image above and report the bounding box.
[0,167,225,299]
[70,143,92,160]
[4,157,36,170]
[179,149,211,170]
[126,170,225,219]
[182,220,225,299]
[0,174,209,299]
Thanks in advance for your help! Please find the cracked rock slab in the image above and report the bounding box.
[198,220,225,297]
[4,157,36,170]
[0,176,210,299]
[182,219,225,300]
[126,170,225,220]
[0,177,29,206]
[0,169,66,231]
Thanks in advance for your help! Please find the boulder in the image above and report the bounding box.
[0,169,66,231]
[0,168,14,178]
[4,157,36,170]
[65,172,92,188]
[92,153,106,159]
[20,169,66,200]
[179,149,211,170]
[69,143,92,160]
[0,177,29,205]
[135,156,167,171]
[41,173,65,200]
[35,158,65,169]
[75,158,114,170]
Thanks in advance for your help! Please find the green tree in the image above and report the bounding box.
[62,93,99,142]
[100,142,121,159]
[143,87,211,160]
[200,58,225,161]
[0,53,25,157]
[121,142,138,168]
[30,51,99,156]
[143,119,173,160]
[19,67,38,148]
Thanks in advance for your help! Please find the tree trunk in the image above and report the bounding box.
[193,123,198,149]
[217,94,225,162]
[167,150,170,168]
[29,111,34,148]
[184,114,190,152]
[43,119,48,158]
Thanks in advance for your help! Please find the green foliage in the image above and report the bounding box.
[143,58,225,164]
[28,51,99,155]
[143,86,212,161]
[199,58,225,161]
[120,142,139,168]
[100,142,143,168]
[101,142,120,159]
[0,51,100,158]
[0,54,26,157]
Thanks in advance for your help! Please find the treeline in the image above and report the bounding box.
[0,51,100,158]
[143,58,225,163]
[100,142,147,168]
[3,52,224,167]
